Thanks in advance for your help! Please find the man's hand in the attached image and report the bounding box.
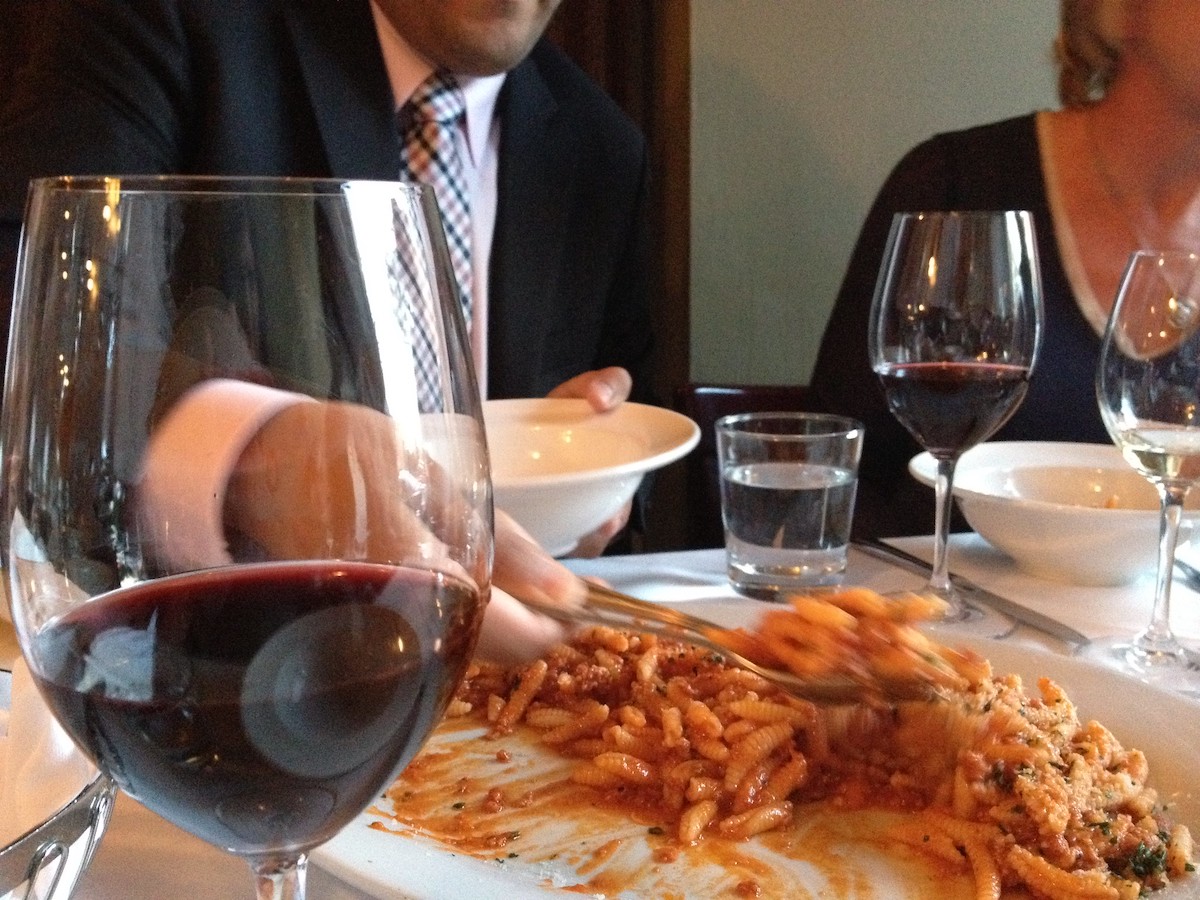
[476,509,586,664]
[547,366,632,412]
[225,400,584,664]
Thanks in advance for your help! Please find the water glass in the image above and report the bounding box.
[716,412,863,597]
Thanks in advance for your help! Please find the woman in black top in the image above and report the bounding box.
[810,0,1200,537]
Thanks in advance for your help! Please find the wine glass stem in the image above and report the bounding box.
[1140,484,1188,653]
[253,854,307,900]
[930,455,958,598]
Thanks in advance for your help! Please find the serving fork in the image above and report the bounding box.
[522,581,939,705]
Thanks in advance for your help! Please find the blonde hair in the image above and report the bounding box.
[1054,0,1123,107]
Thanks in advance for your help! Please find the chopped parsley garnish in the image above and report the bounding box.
[1129,842,1167,878]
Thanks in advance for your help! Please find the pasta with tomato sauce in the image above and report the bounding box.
[436,588,1193,900]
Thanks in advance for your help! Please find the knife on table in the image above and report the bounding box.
[851,537,1090,648]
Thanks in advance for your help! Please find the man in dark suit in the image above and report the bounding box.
[0,0,653,554]
[0,0,653,657]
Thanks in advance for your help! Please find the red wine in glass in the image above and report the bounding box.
[31,561,481,857]
[876,361,1030,455]
[1,176,492,899]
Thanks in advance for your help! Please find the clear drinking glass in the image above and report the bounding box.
[0,176,492,898]
[1082,250,1200,690]
[868,210,1044,633]
[716,412,863,596]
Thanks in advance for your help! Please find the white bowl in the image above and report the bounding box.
[909,441,1199,586]
[484,399,700,556]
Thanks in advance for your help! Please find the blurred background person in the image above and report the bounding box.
[0,0,655,558]
[808,0,1200,537]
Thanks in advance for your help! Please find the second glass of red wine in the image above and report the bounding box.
[868,210,1044,631]
[0,176,492,899]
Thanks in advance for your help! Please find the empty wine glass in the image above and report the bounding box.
[868,211,1043,633]
[1082,249,1200,690]
[0,176,492,898]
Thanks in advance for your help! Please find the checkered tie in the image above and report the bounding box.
[390,195,446,412]
[399,71,472,327]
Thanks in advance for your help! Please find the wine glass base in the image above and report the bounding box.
[1078,636,1200,696]
[895,586,1017,641]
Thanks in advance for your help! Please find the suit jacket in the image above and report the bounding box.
[0,0,655,403]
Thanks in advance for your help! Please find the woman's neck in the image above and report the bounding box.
[1084,75,1200,249]
[1041,97,1200,329]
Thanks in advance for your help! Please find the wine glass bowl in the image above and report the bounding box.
[0,176,491,897]
[868,210,1043,630]
[1084,250,1200,688]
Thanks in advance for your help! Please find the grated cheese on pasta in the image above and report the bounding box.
[444,588,1194,900]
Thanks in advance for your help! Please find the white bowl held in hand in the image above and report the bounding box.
[908,441,1199,586]
[484,399,700,557]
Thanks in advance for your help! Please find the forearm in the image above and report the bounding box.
[135,380,583,662]
[138,380,314,568]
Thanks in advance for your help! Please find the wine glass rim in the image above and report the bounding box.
[891,208,1035,221]
[715,411,864,439]
[1126,248,1200,263]
[28,174,422,198]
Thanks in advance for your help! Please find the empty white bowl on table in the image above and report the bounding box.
[908,441,1199,586]
[484,398,700,557]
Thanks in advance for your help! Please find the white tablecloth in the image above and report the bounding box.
[65,534,1200,898]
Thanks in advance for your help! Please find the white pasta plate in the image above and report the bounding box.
[311,639,1200,899]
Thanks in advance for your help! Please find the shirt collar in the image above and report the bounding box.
[369,1,506,168]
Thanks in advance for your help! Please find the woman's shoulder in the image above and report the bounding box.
[885,113,1045,209]
[905,114,1039,170]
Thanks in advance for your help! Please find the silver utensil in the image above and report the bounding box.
[851,537,1090,648]
[523,582,936,705]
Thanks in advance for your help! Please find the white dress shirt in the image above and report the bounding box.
[369,2,506,397]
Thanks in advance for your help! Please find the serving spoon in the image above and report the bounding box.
[522,581,939,705]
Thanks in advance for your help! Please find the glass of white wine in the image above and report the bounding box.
[1083,249,1200,690]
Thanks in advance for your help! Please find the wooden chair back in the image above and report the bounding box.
[673,382,812,549]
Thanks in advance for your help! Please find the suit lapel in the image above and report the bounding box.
[488,50,573,398]
[281,0,402,179]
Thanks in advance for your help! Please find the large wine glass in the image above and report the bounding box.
[1082,249,1200,690]
[868,210,1043,632]
[0,176,492,898]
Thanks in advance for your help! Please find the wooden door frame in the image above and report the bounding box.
[547,2,691,549]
